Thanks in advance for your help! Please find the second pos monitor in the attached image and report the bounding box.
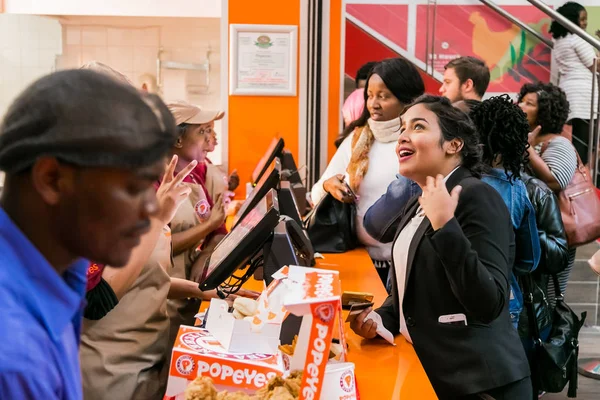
[252,138,307,216]
[199,189,280,291]
[199,187,313,291]
[233,158,303,228]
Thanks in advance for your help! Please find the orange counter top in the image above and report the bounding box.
[222,248,438,400]
[316,249,438,400]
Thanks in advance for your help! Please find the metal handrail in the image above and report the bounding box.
[589,59,597,172]
[590,59,599,180]
[526,0,600,52]
[479,0,553,49]
[425,0,431,75]
[423,0,552,80]
[430,0,437,76]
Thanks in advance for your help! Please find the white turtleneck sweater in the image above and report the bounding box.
[311,118,401,261]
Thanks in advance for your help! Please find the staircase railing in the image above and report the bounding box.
[590,58,599,182]
[479,0,552,49]
[526,0,600,51]
[421,0,553,90]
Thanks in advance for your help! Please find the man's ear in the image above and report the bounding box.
[31,158,76,206]
[446,138,464,156]
[461,78,475,95]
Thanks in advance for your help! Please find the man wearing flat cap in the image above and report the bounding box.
[0,69,179,399]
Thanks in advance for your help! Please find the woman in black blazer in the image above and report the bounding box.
[351,95,532,399]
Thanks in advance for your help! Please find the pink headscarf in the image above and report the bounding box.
[342,88,365,126]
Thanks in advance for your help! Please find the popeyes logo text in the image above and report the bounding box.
[300,302,336,400]
[304,271,340,300]
[196,361,278,388]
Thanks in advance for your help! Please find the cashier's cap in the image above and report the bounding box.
[168,101,224,127]
[0,69,177,173]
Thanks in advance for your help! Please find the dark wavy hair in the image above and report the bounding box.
[469,95,530,182]
[517,82,570,135]
[406,95,484,177]
[549,2,586,39]
[335,58,425,147]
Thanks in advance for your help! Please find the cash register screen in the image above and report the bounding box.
[233,159,280,227]
[252,138,284,184]
[199,189,280,291]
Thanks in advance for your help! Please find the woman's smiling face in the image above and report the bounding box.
[397,103,462,186]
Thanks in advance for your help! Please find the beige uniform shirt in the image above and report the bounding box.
[166,182,211,353]
[80,226,173,400]
[205,162,228,201]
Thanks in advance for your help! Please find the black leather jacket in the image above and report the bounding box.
[518,174,569,338]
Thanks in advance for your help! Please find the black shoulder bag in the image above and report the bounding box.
[304,193,358,253]
[524,274,586,397]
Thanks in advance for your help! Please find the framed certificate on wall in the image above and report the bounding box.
[229,24,298,96]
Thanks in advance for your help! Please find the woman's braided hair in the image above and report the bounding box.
[469,94,530,182]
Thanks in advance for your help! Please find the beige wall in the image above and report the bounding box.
[58,16,224,164]
[0,15,224,166]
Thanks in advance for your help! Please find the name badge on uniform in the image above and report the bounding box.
[194,199,211,222]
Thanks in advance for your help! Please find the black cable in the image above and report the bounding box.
[217,255,264,297]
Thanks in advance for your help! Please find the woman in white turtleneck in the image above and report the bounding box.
[312,58,425,285]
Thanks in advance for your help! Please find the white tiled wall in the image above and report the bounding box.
[0,14,62,119]
[0,15,224,168]
[57,17,223,164]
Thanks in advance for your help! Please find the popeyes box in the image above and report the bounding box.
[279,265,356,400]
[163,326,285,399]
[165,266,357,400]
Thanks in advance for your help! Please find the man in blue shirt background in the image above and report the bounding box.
[0,69,178,399]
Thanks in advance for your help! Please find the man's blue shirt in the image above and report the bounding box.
[0,207,88,399]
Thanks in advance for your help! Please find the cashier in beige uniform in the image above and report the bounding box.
[165,101,236,351]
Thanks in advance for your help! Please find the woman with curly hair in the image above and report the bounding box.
[469,95,540,328]
[550,1,598,164]
[312,58,424,285]
[518,82,578,300]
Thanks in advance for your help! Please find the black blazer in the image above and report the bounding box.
[375,167,530,399]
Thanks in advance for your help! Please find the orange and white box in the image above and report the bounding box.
[279,265,350,400]
[163,326,285,399]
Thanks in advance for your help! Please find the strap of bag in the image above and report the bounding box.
[568,343,580,398]
[523,275,542,342]
[551,273,580,398]
[551,273,562,300]
[522,275,543,393]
